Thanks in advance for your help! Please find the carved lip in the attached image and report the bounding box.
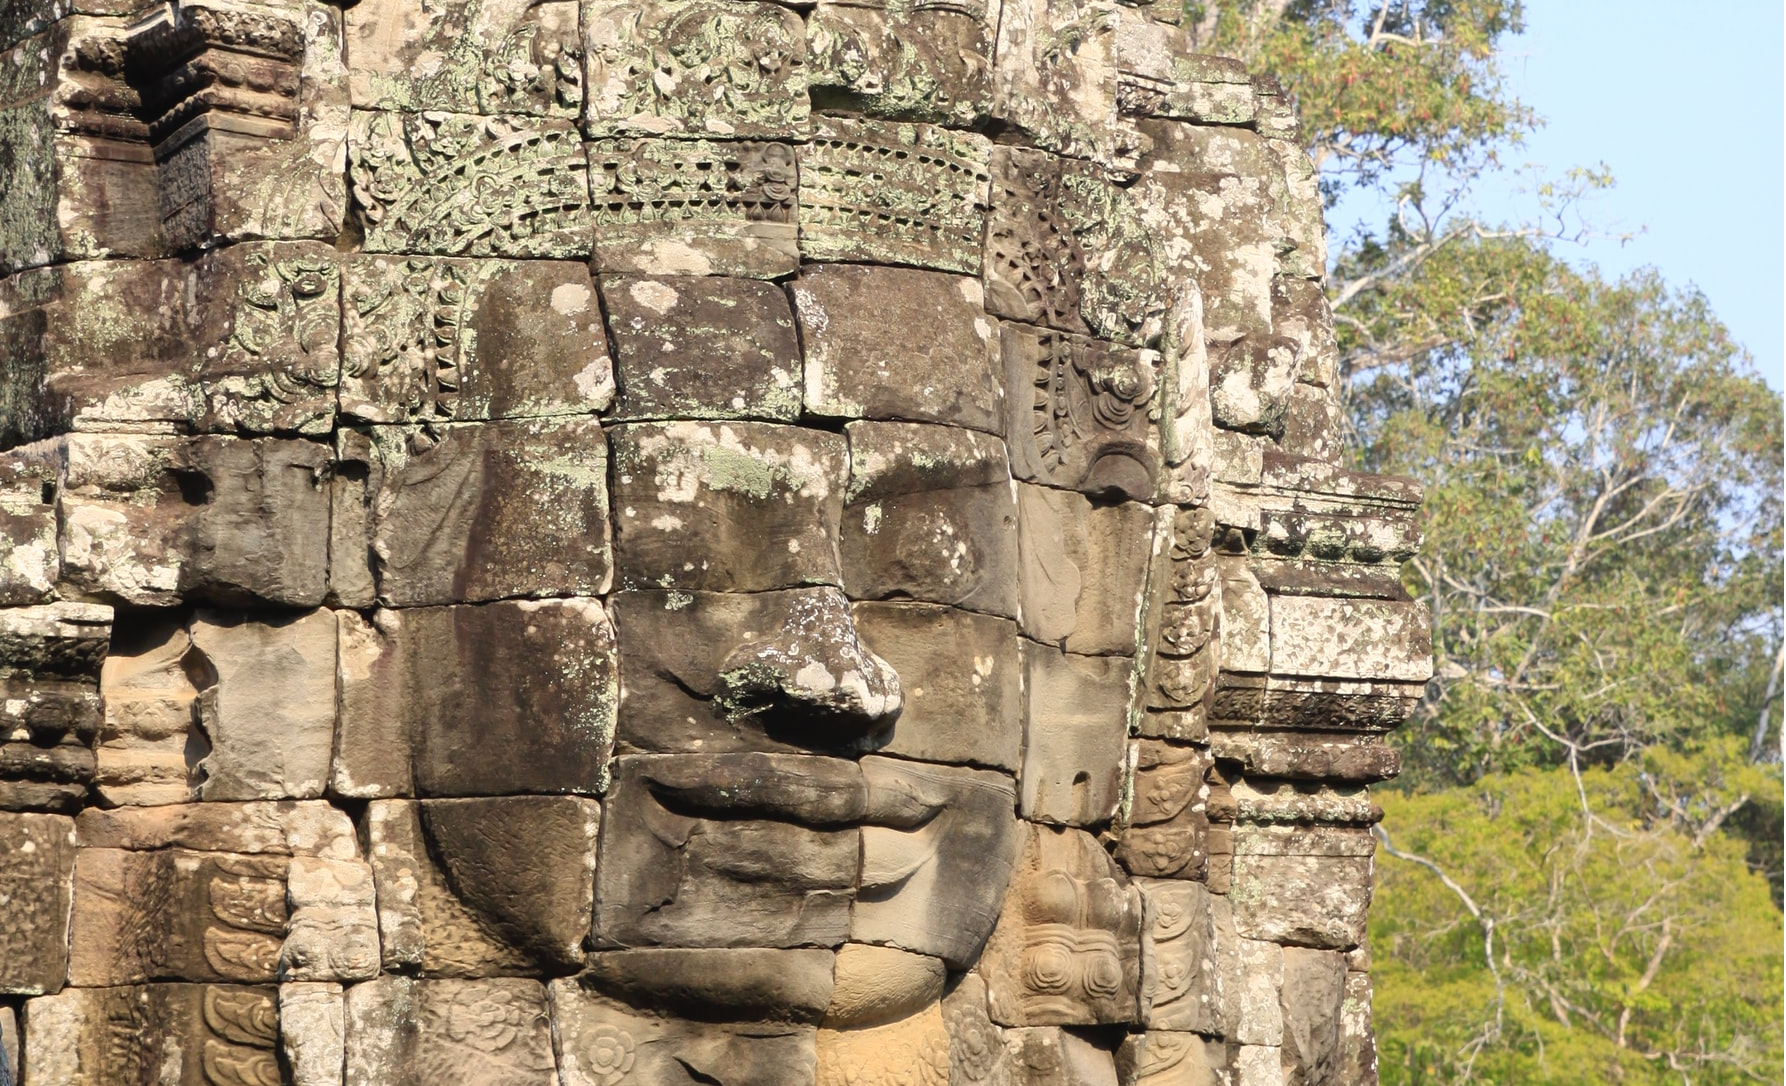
[636,752,943,831]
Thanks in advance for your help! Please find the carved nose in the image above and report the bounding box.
[715,588,902,741]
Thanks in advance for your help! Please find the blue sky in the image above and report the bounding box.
[1333,2,1785,391]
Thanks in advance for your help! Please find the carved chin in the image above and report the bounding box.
[1080,446,1156,502]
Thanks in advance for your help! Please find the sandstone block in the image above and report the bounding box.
[991,0,1127,166]
[585,947,836,1024]
[1115,16,1256,125]
[0,601,108,813]
[335,599,617,797]
[807,0,996,126]
[1338,970,1377,1086]
[1119,1030,1228,1085]
[584,0,809,139]
[281,981,347,1086]
[346,416,611,606]
[1017,485,1158,655]
[418,796,600,970]
[843,422,1020,620]
[552,981,819,1086]
[366,799,525,976]
[191,608,338,801]
[139,1,351,251]
[74,799,358,858]
[1005,1027,1120,1086]
[982,825,1141,1027]
[824,943,944,1028]
[1208,729,1402,784]
[1138,879,1219,1034]
[24,983,280,1086]
[1002,324,1163,503]
[1210,334,1299,437]
[853,758,1022,968]
[595,754,860,949]
[60,434,333,607]
[342,256,614,423]
[817,1002,951,1086]
[0,244,339,441]
[796,263,1001,430]
[1271,276,1337,389]
[942,972,1012,1086]
[611,588,901,756]
[365,798,597,977]
[853,602,1023,771]
[347,0,582,116]
[0,1004,15,1085]
[1113,741,1211,880]
[67,847,287,986]
[800,118,993,274]
[348,108,592,258]
[1279,947,1346,1086]
[588,136,799,278]
[1019,643,1131,828]
[1218,558,1270,673]
[281,856,380,983]
[1268,595,1434,684]
[1212,893,1282,1046]
[346,976,558,1086]
[983,145,1167,347]
[0,454,58,604]
[1268,137,1326,280]
[1235,1045,1287,1086]
[0,812,75,994]
[94,612,212,806]
[1231,823,1374,950]
[0,17,157,275]
[983,145,1095,336]
[605,274,802,421]
[610,421,845,592]
[1133,122,1281,343]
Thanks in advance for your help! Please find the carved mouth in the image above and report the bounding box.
[637,752,945,832]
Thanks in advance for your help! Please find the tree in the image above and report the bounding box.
[1190,3,1785,1081]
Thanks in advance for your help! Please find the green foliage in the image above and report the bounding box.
[1373,764,1783,1085]
[1213,2,1786,1081]
[1197,1,1532,187]
[1356,264,1783,784]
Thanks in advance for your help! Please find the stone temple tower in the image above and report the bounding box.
[0,1,1431,1083]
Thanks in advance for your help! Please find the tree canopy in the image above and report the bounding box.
[1192,3,1784,1082]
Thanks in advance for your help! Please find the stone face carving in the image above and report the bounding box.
[4,5,1426,1082]
[0,244,342,443]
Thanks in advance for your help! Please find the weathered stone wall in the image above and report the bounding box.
[0,1,1431,1084]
